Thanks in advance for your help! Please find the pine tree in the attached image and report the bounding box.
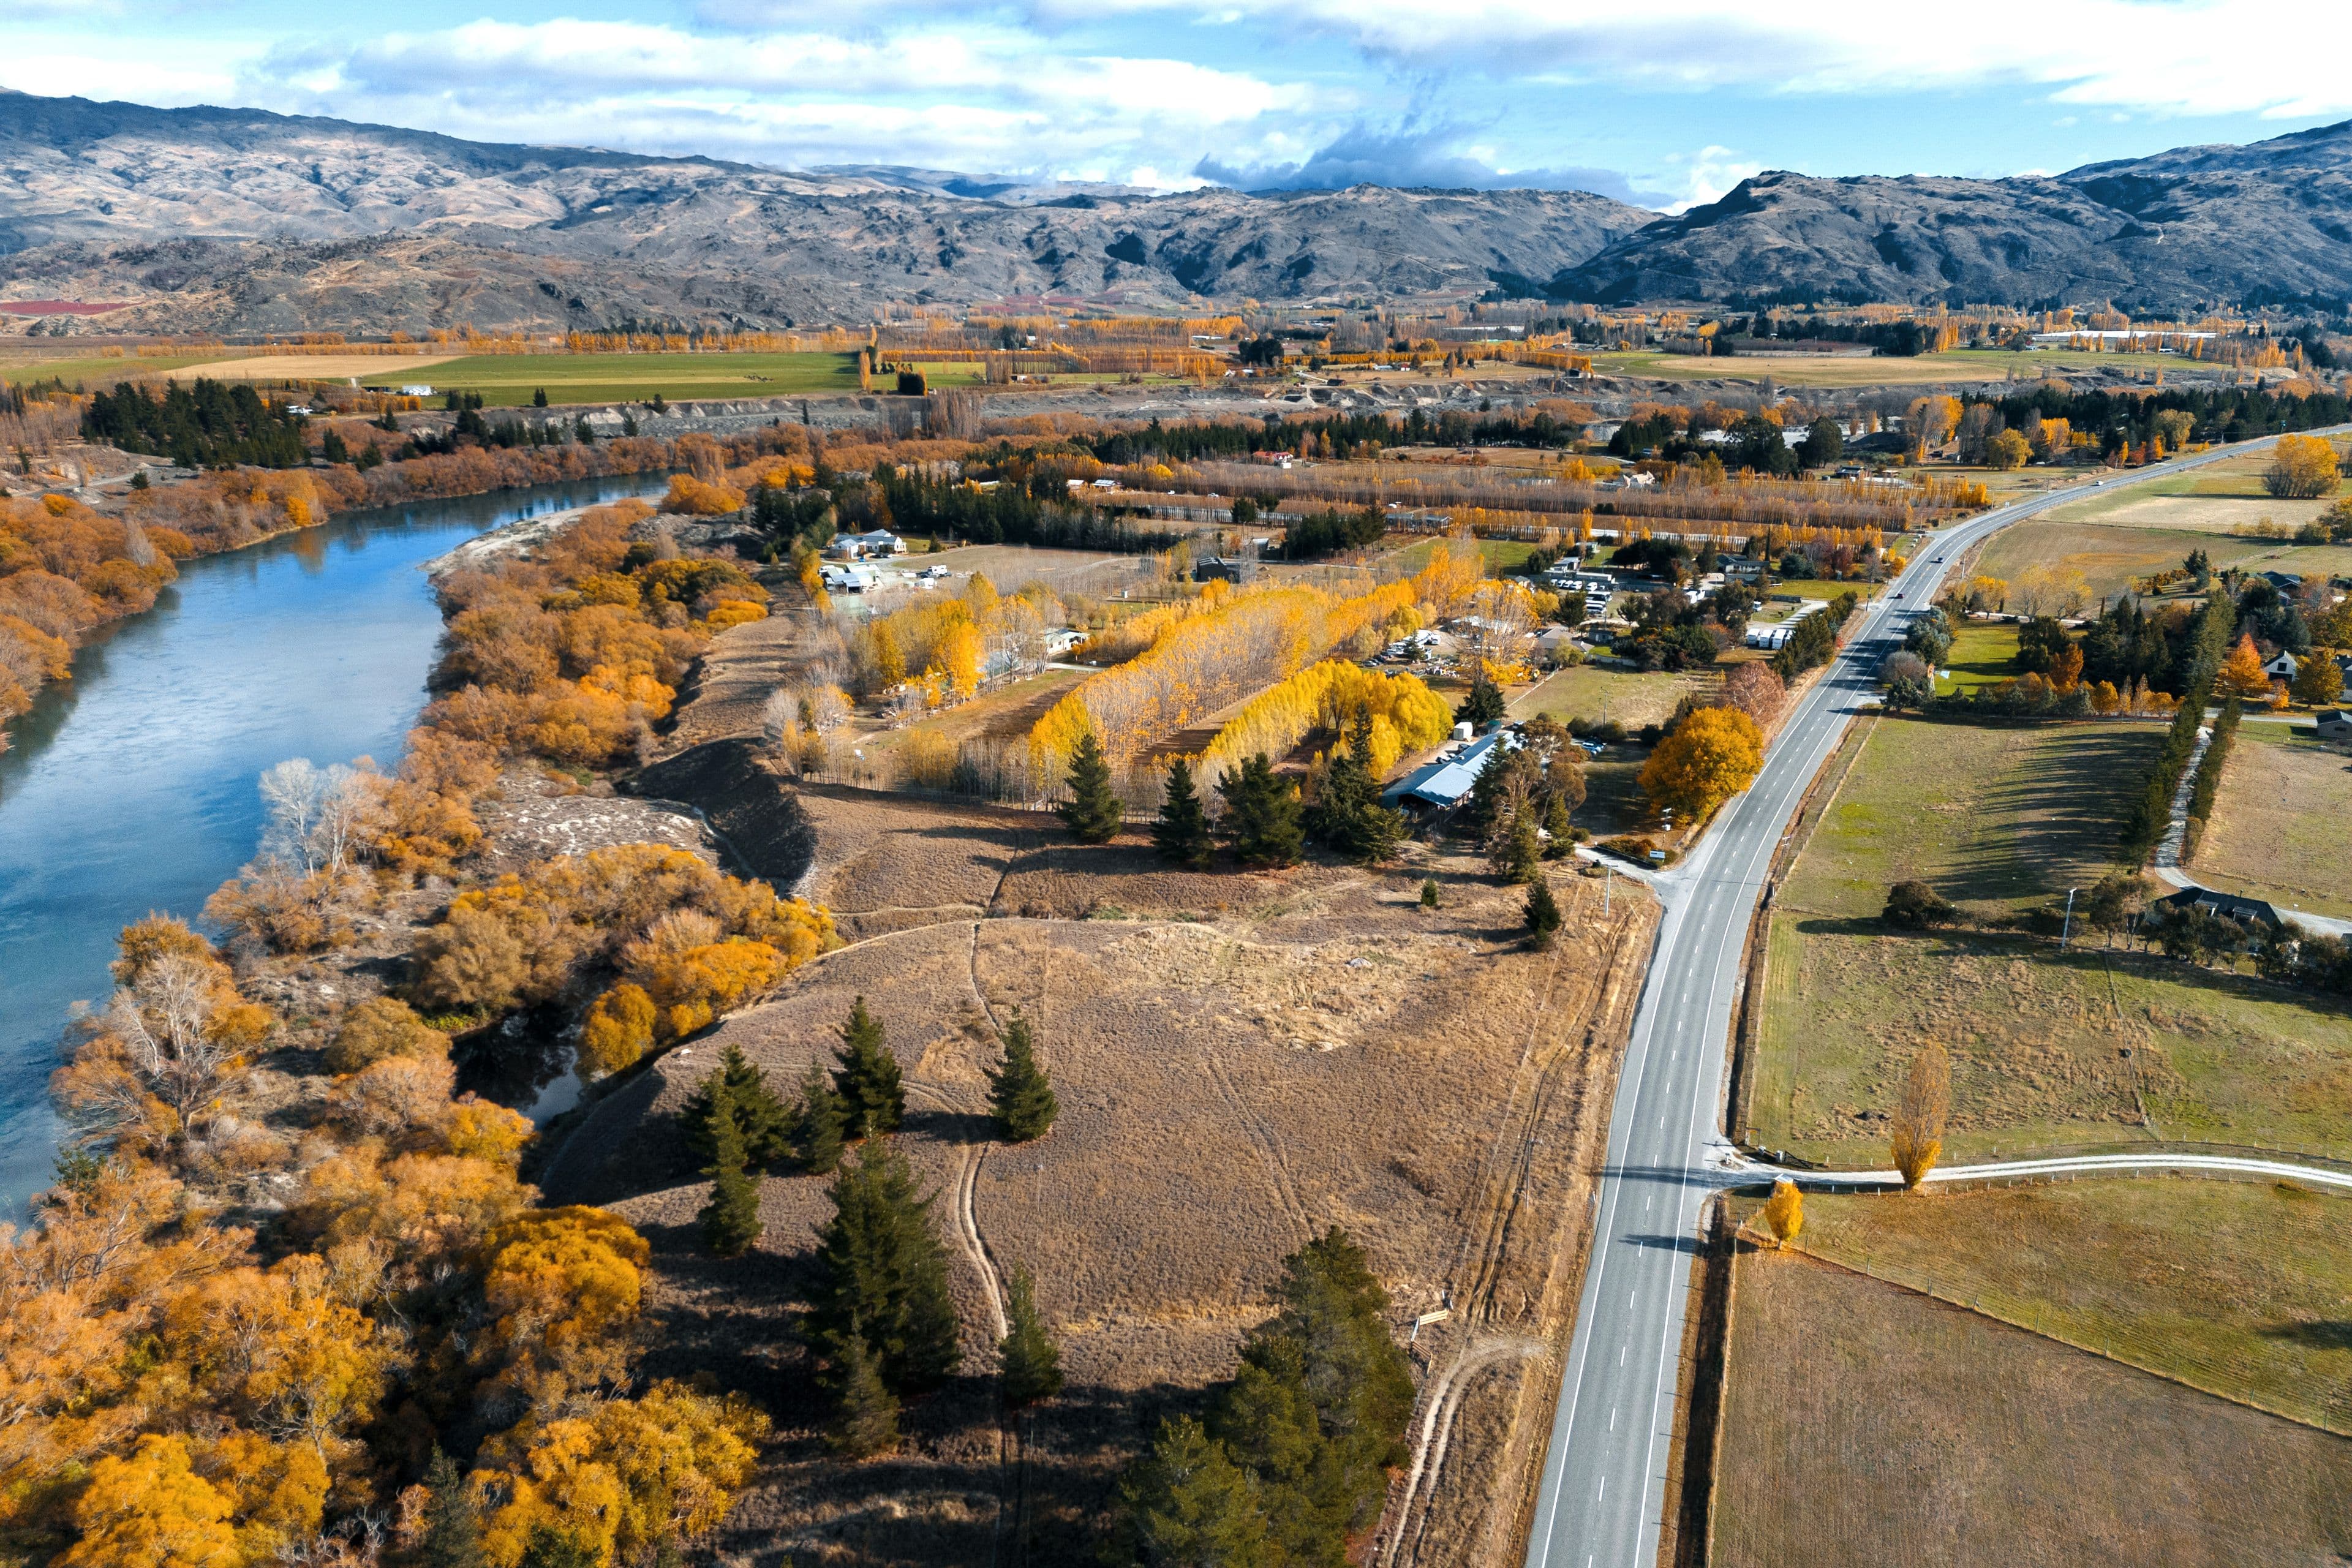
[832,996,904,1136]
[824,1333,902,1458]
[809,1136,961,1393]
[698,1077,764,1256]
[1218,753,1304,869]
[985,1009,1058,1142]
[1420,878,1439,908]
[1541,791,1574,859]
[417,1448,484,1568]
[682,1044,790,1169]
[1491,807,1541,884]
[997,1263,1065,1409]
[1308,707,1407,864]
[1058,729,1124,843]
[1116,1417,1272,1566]
[519,1528,597,1568]
[1525,878,1563,949]
[1153,757,1216,869]
[1455,669,1506,728]
[790,1060,848,1174]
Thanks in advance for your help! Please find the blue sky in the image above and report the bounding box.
[10,0,2349,209]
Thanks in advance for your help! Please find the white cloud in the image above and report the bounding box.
[1657,145,1762,213]
[1041,0,2352,121]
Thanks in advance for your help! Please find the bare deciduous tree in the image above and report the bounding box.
[1890,1041,1951,1189]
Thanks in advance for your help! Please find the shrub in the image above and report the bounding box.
[1882,880,1957,929]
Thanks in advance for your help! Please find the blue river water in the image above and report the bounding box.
[0,475,665,1214]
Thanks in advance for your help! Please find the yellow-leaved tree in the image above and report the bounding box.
[1635,706,1763,820]
[2265,434,2340,499]
[1759,1179,1804,1247]
[61,1435,239,1568]
[2217,633,2272,700]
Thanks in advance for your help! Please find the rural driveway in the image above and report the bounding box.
[1518,426,2352,1568]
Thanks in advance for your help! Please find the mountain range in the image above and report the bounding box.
[1,89,2347,333]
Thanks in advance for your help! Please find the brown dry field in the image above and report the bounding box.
[2193,733,2352,921]
[162,352,463,382]
[663,608,807,752]
[1711,1250,2352,1568]
[538,786,1659,1566]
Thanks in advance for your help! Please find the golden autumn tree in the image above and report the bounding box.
[2217,633,2272,700]
[1890,1041,1951,1189]
[1759,1180,1804,1247]
[2265,434,2340,499]
[61,1435,240,1568]
[1636,706,1763,820]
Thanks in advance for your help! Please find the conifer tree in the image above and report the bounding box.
[682,1043,790,1169]
[698,1077,763,1256]
[519,1528,597,1568]
[1218,753,1304,868]
[1308,707,1408,864]
[985,1009,1058,1142]
[1058,729,1124,843]
[824,1333,902,1458]
[1153,757,1216,869]
[1455,669,1506,728]
[831,996,903,1136]
[997,1263,1065,1408]
[809,1136,961,1393]
[1115,1417,1272,1566]
[791,1060,848,1174]
[1420,878,1439,908]
[1491,807,1541,884]
[1542,791,1574,858]
[418,1448,484,1568]
[1525,878,1563,949]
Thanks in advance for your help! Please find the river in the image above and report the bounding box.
[0,476,666,1214]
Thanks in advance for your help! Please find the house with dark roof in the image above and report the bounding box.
[2316,709,2352,743]
[2155,886,2283,929]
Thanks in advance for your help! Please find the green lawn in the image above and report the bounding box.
[1382,536,1544,575]
[360,351,862,405]
[1747,713,2352,1165]
[1789,1180,2352,1434]
[1937,621,2021,692]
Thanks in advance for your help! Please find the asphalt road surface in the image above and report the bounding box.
[1520,431,2345,1568]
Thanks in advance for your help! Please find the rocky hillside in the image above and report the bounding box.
[1555,119,2352,311]
[4,89,2348,328]
[0,91,1647,331]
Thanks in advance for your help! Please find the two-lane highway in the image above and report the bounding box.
[1520,431,2343,1568]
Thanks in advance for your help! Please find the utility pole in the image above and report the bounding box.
[2061,885,2080,949]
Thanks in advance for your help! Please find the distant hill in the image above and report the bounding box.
[1,89,2347,331]
[1552,120,2352,311]
[0,91,1648,333]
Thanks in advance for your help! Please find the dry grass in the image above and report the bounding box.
[157,352,465,382]
[1711,1248,2352,1568]
[535,796,1660,1566]
[2192,730,2352,920]
[1749,715,2352,1164]
[1787,1179,2352,1433]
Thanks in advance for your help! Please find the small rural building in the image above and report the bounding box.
[2315,709,2352,742]
[828,529,906,559]
[1723,559,1769,585]
[2263,650,2299,679]
[1381,731,1520,816]
[2154,886,2283,930]
[1194,556,1258,585]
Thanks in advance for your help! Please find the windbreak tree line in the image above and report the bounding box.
[1074,407,1583,467]
[1968,383,2352,456]
[83,379,309,469]
[873,462,1182,552]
